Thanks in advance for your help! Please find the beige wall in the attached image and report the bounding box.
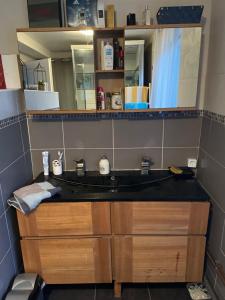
[204,0,225,114]
[0,0,28,54]
[0,0,211,109]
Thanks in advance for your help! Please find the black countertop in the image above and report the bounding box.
[35,170,210,202]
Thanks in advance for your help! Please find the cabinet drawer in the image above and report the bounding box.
[21,237,112,284]
[112,202,209,235]
[17,202,111,237]
[113,235,205,283]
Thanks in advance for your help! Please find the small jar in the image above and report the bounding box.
[105,92,112,110]
[111,92,122,110]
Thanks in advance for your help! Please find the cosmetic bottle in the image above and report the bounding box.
[103,42,114,70]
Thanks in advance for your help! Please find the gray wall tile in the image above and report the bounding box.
[63,120,113,148]
[0,250,15,299]
[0,90,23,120]
[198,150,225,212]
[163,148,198,168]
[207,120,225,167]
[214,277,225,300]
[20,119,30,152]
[0,185,4,218]
[205,259,217,290]
[114,148,161,170]
[114,120,163,148]
[0,123,23,172]
[28,120,63,149]
[6,207,20,243]
[0,156,32,209]
[200,117,211,152]
[207,200,224,261]
[31,149,65,178]
[10,239,23,274]
[221,222,225,255]
[164,118,202,147]
[0,91,32,298]
[23,152,33,183]
[0,214,10,263]
[66,149,113,171]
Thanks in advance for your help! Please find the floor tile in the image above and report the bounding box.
[44,284,95,300]
[96,283,149,300]
[43,283,191,300]
[122,284,150,300]
[149,283,191,300]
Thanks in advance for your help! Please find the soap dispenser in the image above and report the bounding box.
[99,156,110,175]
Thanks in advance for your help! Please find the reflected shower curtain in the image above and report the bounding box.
[150,28,181,108]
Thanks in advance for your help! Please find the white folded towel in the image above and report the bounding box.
[8,182,61,214]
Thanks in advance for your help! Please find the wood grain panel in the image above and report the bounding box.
[17,202,111,237]
[113,235,206,283]
[21,237,112,284]
[114,236,187,282]
[112,202,209,235]
[188,203,210,235]
[186,236,206,282]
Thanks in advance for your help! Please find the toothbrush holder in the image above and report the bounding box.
[52,160,62,176]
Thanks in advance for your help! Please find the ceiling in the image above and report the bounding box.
[17,31,94,59]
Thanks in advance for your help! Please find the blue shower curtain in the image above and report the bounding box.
[150,28,181,108]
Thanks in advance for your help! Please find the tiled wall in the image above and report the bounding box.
[198,114,225,300]
[0,90,32,299]
[28,117,202,178]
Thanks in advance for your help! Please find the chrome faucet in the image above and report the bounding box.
[75,159,86,176]
[141,158,151,175]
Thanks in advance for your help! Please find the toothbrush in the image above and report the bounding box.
[58,151,63,161]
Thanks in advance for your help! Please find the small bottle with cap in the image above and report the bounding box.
[99,156,110,175]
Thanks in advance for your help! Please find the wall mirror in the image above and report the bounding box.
[17,30,95,110]
[17,26,202,112]
[125,27,202,108]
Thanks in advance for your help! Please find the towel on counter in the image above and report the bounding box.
[8,182,61,215]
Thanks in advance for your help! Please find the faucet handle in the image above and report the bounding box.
[141,157,151,175]
[74,159,86,176]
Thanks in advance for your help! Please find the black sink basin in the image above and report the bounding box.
[49,171,173,193]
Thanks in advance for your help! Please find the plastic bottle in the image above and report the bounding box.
[103,42,114,70]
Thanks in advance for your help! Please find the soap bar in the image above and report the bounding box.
[106,5,115,28]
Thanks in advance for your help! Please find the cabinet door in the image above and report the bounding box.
[17,202,111,237]
[21,237,112,284]
[113,236,205,283]
[112,202,209,235]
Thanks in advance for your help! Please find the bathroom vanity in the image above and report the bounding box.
[16,171,210,297]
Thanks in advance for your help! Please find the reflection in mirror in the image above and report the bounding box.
[71,45,95,110]
[17,30,95,110]
[125,28,202,109]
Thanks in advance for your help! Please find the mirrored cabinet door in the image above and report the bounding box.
[124,27,202,109]
[17,30,95,110]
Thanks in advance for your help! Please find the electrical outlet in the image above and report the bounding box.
[187,158,197,168]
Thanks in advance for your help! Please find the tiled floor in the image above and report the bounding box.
[44,283,192,300]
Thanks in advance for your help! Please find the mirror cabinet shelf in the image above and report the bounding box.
[17,24,203,113]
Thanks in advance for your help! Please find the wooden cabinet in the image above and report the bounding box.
[21,237,112,284]
[17,200,209,297]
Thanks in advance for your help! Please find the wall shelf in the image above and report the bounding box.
[17,23,203,33]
